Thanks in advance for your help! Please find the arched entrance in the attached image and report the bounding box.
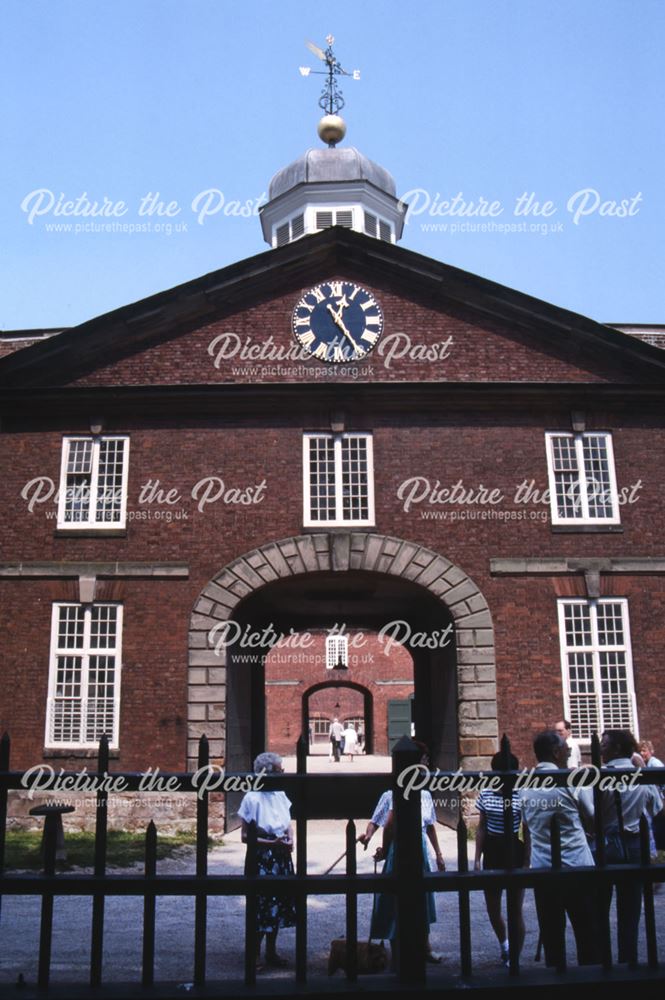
[303,680,374,755]
[187,532,497,774]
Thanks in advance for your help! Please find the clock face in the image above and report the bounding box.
[292,281,384,363]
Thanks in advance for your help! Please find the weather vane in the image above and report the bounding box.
[299,35,360,116]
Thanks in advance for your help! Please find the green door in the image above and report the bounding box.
[387,698,413,752]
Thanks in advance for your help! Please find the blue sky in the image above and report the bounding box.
[2,0,663,329]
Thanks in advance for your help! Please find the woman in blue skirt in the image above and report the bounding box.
[358,743,445,965]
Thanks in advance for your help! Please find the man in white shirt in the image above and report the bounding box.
[329,718,343,763]
[555,719,582,769]
[600,729,663,965]
[520,730,599,967]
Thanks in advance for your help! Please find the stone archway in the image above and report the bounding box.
[303,679,375,755]
[187,533,497,770]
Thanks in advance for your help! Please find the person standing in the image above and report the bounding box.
[639,739,664,769]
[237,752,296,970]
[554,719,582,768]
[520,730,599,968]
[474,751,526,966]
[358,743,445,965]
[599,730,663,964]
[329,718,343,763]
[640,739,665,859]
[342,722,358,761]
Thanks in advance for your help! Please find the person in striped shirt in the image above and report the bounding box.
[474,751,525,966]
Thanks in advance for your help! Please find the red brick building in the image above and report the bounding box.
[2,118,665,804]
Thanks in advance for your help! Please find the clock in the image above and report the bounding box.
[292,281,383,362]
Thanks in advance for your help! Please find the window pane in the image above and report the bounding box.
[596,602,624,646]
[583,435,614,519]
[57,605,85,650]
[86,655,116,741]
[67,439,93,475]
[562,603,592,648]
[566,653,598,739]
[550,436,582,518]
[308,437,336,521]
[599,652,634,729]
[64,439,93,522]
[52,655,82,742]
[341,436,369,521]
[90,605,118,649]
[96,439,125,523]
[551,435,578,473]
[311,716,331,737]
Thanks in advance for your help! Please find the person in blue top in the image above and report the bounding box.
[358,742,445,966]
[639,739,665,859]
[474,751,526,966]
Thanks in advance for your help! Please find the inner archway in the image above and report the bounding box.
[303,679,374,755]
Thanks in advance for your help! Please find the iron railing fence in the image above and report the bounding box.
[0,732,664,994]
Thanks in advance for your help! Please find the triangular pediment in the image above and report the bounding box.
[2,228,664,389]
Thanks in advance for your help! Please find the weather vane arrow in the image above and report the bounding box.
[298,35,360,116]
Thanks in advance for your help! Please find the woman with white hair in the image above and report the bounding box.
[343,722,359,762]
[238,751,296,969]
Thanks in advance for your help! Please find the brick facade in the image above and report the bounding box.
[1,230,664,797]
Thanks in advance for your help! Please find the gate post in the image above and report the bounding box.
[392,735,427,983]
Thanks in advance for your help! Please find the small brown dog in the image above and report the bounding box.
[327,938,387,975]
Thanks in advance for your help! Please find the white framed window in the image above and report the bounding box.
[57,436,129,529]
[326,634,349,669]
[310,715,332,740]
[303,432,374,527]
[557,598,637,742]
[545,431,619,525]
[46,603,123,748]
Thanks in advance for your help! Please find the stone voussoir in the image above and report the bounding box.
[188,534,498,773]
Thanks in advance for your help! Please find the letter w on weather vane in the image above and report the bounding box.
[298,36,360,115]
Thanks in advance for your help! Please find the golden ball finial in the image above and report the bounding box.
[318,114,346,146]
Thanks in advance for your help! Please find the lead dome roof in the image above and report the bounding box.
[268,146,397,200]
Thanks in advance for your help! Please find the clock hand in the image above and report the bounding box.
[326,303,356,346]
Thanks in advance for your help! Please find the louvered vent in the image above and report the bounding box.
[276,222,290,247]
[379,220,392,242]
[316,211,334,229]
[364,212,377,237]
[336,210,353,228]
[291,214,305,239]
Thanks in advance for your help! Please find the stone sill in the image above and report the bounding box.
[302,525,377,533]
[551,525,623,534]
[54,529,128,538]
[43,748,120,760]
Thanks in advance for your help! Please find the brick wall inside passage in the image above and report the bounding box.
[265,632,414,755]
